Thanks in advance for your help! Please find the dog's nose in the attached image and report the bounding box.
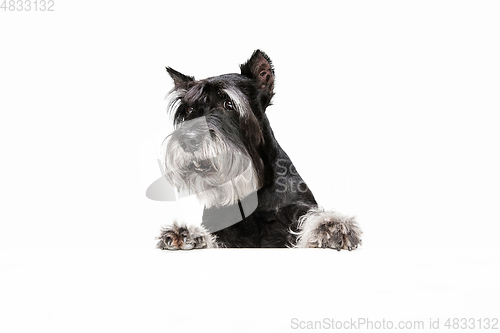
[179,132,202,153]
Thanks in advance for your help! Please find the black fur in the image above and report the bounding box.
[157,50,362,250]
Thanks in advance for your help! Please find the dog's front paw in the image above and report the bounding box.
[296,208,363,251]
[156,221,217,250]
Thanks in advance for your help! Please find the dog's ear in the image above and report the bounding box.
[166,67,195,89]
[240,50,275,96]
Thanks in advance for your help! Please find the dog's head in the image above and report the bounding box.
[163,50,275,208]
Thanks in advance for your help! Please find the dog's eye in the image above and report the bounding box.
[224,100,235,111]
[186,107,195,116]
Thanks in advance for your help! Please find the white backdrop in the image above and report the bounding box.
[1,1,499,332]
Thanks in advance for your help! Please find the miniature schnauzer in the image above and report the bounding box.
[156,50,363,250]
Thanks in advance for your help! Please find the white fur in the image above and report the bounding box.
[162,117,260,208]
[222,87,251,117]
[295,207,363,249]
[166,89,187,115]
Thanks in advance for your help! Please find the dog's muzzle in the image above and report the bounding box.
[178,131,203,153]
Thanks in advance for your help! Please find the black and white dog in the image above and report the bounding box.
[157,50,362,250]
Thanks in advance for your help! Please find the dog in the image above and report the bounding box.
[156,50,362,250]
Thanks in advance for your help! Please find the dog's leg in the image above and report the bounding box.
[295,208,363,251]
[156,221,217,250]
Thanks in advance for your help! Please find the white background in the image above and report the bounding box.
[0,1,499,332]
